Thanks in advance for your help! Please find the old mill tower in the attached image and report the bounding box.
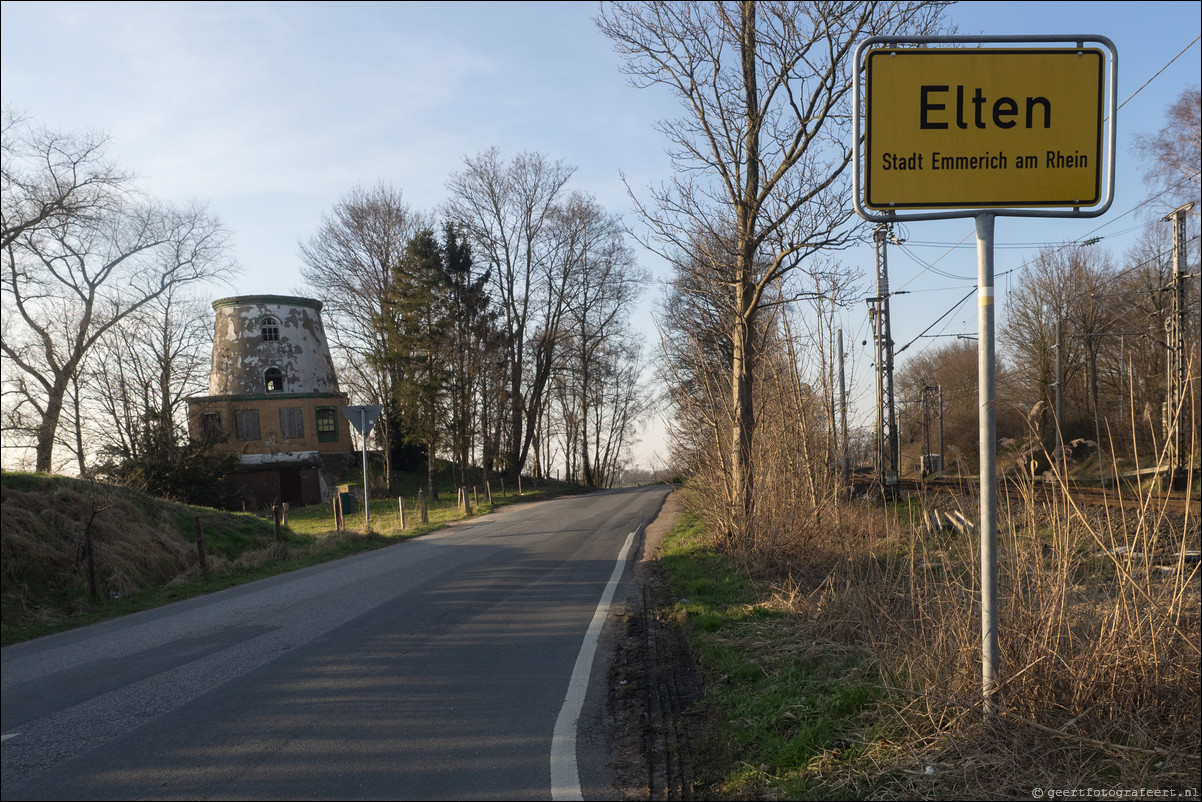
[187,295,352,507]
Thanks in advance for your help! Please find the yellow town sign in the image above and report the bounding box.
[864,48,1105,210]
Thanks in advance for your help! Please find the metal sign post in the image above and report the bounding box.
[342,404,383,533]
[854,34,1117,714]
[975,213,999,709]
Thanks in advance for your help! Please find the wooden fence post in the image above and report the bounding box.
[193,515,208,575]
[486,481,493,504]
[418,488,428,523]
[398,496,406,529]
[281,502,289,527]
[273,504,282,543]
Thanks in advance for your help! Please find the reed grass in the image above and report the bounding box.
[671,423,1199,797]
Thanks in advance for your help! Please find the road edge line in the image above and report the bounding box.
[550,527,639,801]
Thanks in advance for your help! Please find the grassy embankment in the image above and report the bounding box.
[658,478,1200,799]
[1,469,579,647]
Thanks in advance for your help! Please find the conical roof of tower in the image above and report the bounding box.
[208,295,341,396]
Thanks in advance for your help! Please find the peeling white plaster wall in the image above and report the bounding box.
[208,296,341,396]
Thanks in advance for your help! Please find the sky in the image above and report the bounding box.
[2,1,1199,471]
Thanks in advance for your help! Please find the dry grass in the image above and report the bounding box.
[746,476,1201,798]
[2,478,194,617]
[660,294,1200,796]
[2,470,587,643]
[1,472,295,635]
[676,372,1199,795]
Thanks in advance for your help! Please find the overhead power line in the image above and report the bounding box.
[896,286,978,355]
[1117,34,1201,111]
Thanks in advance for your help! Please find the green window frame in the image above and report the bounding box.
[316,407,338,443]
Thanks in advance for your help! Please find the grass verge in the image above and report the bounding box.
[658,505,886,799]
[659,484,1201,799]
[1,470,583,647]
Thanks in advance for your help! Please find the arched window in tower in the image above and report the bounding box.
[261,316,279,341]
[265,367,284,393]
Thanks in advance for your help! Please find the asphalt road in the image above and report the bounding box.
[1,485,670,801]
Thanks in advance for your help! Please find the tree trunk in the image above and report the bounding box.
[508,360,524,477]
[731,279,757,546]
[729,0,760,547]
[72,373,87,476]
[580,355,595,487]
[427,438,438,501]
[35,380,70,473]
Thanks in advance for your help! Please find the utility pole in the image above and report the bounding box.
[922,385,933,475]
[921,384,943,476]
[841,329,851,492]
[870,224,899,495]
[1164,202,1194,487]
[839,329,850,494]
[938,384,944,474]
[871,303,882,479]
[1053,319,1065,477]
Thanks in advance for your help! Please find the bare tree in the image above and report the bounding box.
[784,258,862,469]
[550,192,647,486]
[897,339,1022,472]
[654,240,737,496]
[85,285,214,472]
[1106,226,1198,458]
[298,182,426,485]
[1133,86,1201,215]
[1,115,234,472]
[1000,244,1119,455]
[1132,87,1201,465]
[597,0,946,542]
[445,148,575,478]
[587,338,653,487]
[1,107,127,251]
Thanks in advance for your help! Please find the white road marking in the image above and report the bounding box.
[2,733,18,742]
[550,528,638,801]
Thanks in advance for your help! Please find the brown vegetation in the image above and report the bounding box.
[0,472,307,636]
[3,475,195,629]
[677,469,1200,796]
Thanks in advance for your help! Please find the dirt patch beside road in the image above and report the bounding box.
[606,489,708,800]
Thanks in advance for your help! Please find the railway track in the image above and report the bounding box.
[858,474,1201,515]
